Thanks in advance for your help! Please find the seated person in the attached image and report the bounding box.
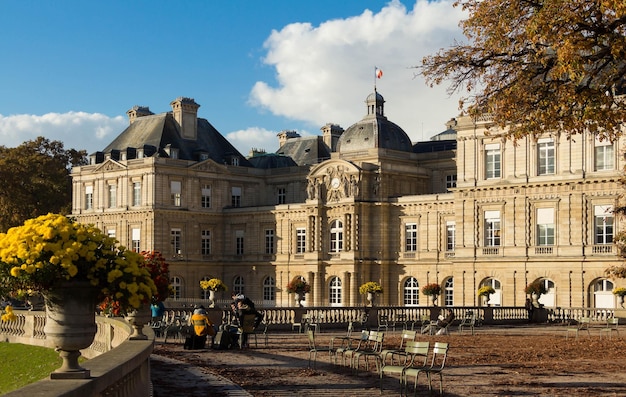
[422,309,455,335]
[185,307,215,349]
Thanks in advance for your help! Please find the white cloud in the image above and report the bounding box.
[249,0,466,142]
[0,112,127,153]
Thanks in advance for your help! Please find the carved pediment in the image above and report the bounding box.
[93,159,127,173]
[190,159,227,173]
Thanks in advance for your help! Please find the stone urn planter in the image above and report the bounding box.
[367,292,376,307]
[126,304,152,340]
[42,281,98,379]
[208,290,216,308]
[531,292,540,306]
[295,292,304,307]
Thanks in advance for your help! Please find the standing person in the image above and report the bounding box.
[151,300,166,323]
[186,307,215,350]
[525,297,534,323]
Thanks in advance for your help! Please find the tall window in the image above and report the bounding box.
[171,181,182,206]
[231,187,242,208]
[594,205,614,244]
[485,143,501,179]
[263,276,276,302]
[85,185,93,210]
[170,276,182,299]
[330,220,343,252]
[330,276,342,306]
[277,187,286,204]
[265,229,275,254]
[594,138,614,171]
[107,229,116,239]
[131,228,141,252]
[201,184,211,208]
[201,230,211,256]
[171,228,181,255]
[593,278,615,308]
[537,138,555,175]
[484,211,501,247]
[444,278,454,306]
[132,182,141,206]
[405,223,417,252]
[233,276,244,295]
[536,208,555,246]
[403,277,419,306]
[446,221,455,251]
[446,174,457,189]
[235,230,244,255]
[108,184,116,208]
[296,228,306,253]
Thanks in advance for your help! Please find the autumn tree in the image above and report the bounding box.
[0,137,87,232]
[421,0,626,141]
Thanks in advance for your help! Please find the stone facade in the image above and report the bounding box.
[71,93,625,309]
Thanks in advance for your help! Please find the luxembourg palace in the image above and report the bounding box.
[70,92,626,309]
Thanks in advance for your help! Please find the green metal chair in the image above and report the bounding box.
[379,340,429,395]
[403,342,449,396]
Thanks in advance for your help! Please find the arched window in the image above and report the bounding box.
[263,276,276,303]
[170,276,182,300]
[480,278,502,306]
[329,276,342,306]
[444,277,454,306]
[403,277,419,306]
[593,278,615,308]
[330,220,343,252]
[233,276,244,296]
[200,275,212,299]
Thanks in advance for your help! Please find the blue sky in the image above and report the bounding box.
[0,0,465,156]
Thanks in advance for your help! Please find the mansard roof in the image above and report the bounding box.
[276,136,331,166]
[99,113,252,166]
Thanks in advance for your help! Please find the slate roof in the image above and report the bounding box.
[276,136,331,166]
[336,91,413,153]
[99,113,252,166]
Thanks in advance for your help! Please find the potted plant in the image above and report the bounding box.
[477,286,496,306]
[525,281,547,307]
[286,278,311,307]
[524,281,547,296]
[421,283,442,306]
[200,278,228,308]
[0,213,157,378]
[613,287,626,308]
[359,281,383,306]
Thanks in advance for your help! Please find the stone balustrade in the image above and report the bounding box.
[1,310,153,397]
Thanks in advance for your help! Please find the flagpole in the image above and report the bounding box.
[374,66,377,91]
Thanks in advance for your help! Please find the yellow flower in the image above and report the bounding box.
[0,213,157,316]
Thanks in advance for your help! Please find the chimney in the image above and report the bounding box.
[321,123,343,152]
[126,106,153,125]
[277,130,300,148]
[170,97,200,140]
